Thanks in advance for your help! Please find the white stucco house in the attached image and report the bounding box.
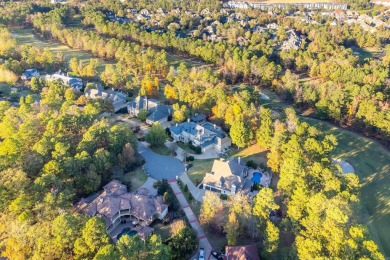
[169,121,231,153]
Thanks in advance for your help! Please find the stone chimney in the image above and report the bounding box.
[187,118,190,123]
[238,157,241,165]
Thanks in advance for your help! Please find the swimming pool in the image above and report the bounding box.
[251,172,262,184]
[116,228,137,240]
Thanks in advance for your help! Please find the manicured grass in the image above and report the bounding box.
[150,145,173,156]
[227,144,269,167]
[177,142,197,154]
[11,28,113,74]
[187,159,214,185]
[165,53,210,68]
[302,117,390,257]
[122,169,148,192]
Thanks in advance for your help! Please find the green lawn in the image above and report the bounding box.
[150,145,173,156]
[187,159,214,185]
[122,169,148,192]
[177,142,197,154]
[11,28,113,74]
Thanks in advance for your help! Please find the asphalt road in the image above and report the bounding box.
[138,142,185,180]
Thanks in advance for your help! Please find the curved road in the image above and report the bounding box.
[138,142,185,180]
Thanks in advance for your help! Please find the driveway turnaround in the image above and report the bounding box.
[138,142,185,180]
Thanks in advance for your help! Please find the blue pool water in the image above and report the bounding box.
[117,228,137,240]
[251,172,262,184]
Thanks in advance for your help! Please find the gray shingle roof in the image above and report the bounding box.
[76,180,168,225]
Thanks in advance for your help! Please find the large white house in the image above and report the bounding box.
[44,70,83,92]
[76,180,168,234]
[169,121,231,153]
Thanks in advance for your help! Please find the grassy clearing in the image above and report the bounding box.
[122,169,148,192]
[187,159,214,185]
[165,53,211,69]
[227,144,269,167]
[11,28,113,74]
[351,47,383,61]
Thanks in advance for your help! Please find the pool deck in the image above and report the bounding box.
[110,222,135,242]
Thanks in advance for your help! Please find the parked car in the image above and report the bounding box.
[199,248,205,260]
[211,250,224,260]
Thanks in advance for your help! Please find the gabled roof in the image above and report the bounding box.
[202,158,246,191]
[128,96,160,109]
[191,113,206,123]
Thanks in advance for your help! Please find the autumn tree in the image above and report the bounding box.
[256,107,274,148]
[145,123,168,147]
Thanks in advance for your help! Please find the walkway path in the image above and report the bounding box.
[168,179,212,259]
[179,173,205,202]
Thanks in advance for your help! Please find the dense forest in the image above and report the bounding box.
[75,3,390,143]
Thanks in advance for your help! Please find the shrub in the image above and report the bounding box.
[186,156,194,161]
[137,109,150,121]
[220,194,228,200]
[246,160,258,169]
[184,184,188,192]
[189,143,202,154]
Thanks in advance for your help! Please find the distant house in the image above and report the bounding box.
[21,69,39,80]
[281,30,302,51]
[127,96,172,125]
[45,70,83,92]
[76,180,168,234]
[372,0,390,6]
[51,0,67,3]
[202,158,247,195]
[225,244,260,260]
[85,87,127,112]
[170,121,231,153]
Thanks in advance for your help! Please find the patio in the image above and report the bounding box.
[110,222,135,242]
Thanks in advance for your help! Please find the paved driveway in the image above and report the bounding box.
[138,142,185,180]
